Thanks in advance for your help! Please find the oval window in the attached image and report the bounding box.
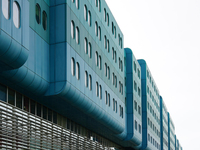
[2,0,10,19]
[42,11,47,30]
[13,1,20,28]
[36,4,41,24]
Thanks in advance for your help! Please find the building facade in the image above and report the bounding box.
[0,0,182,149]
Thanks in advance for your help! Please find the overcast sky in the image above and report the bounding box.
[105,0,200,149]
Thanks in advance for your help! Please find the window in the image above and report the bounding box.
[75,0,79,9]
[98,27,101,40]
[105,91,107,104]
[95,22,98,36]
[121,60,123,71]
[71,58,75,76]
[95,51,98,66]
[96,82,99,97]
[104,9,106,21]
[76,27,79,44]
[16,92,22,109]
[138,87,141,96]
[89,75,92,90]
[139,124,141,133]
[84,38,88,54]
[134,62,136,72]
[8,88,15,105]
[36,3,41,24]
[99,85,102,99]
[115,76,117,87]
[104,36,107,49]
[138,106,141,115]
[113,99,115,111]
[107,66,110,79]
[2,0,10,19]
[119,81,121,92]
[138,69,140,79]
[115,51,117,63]
[108,93,110,106]
[107,40,109,52]
[135,120,137,130]
[0,84,6,102]
[71,21,75,39]
[88,11,91,26]
[119,58,121,69]
[42,11,47,30]
[107,13,109,26]
[13,1,20,28]
[134,81,137,91]
[85,71,88,87]
[98,0,101,12]
[88,42,92,58]
[99,55,101,69]
[134,101,137,111]
[112,48,114,59]
[105,63,107,76]
[84,5,87,21]
[76,62,80,80]
[112,73,115,85]
[95,0,98,7]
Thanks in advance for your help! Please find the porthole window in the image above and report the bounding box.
[13,1,20,28]
[76,27,79,44]
[71,58,75,76]
[2,0,10,19]
[42,11,47,30]
[35,3,41,24]
[71,21,75,39]
[76,62,80,80]
[88,43,92,58]
[88,11,91,26]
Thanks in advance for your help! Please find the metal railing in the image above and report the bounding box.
[0,101,119,150]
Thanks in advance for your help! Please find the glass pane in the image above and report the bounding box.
[107,67,110,79]
[30,100,35,115]
[53,111,57,124]
[107,40,109,52]
[43,106,47,119]
[8,88,15,105]
[104,63,107,76]
[0,84,6,102]
[96,82,98,96]
[76,0,79,9]
[99,56,101,69]
[2,0,10,19]
[24,97,29,112]
[42,11,47,30]
[105,91,107,104]
[13,1,20,28]
[99,85,102,99]
[48,109,52,121]
[37,103,42,117]
[16,92,22,109]
[35,3,41,24]
[95,22,98,36]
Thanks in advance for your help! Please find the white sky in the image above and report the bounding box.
[106,0,200,149]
